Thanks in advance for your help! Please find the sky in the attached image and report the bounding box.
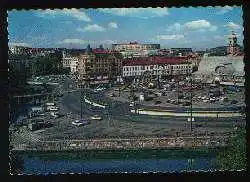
[8,6,243,50]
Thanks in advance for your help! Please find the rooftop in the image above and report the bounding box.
[123,56,190,66]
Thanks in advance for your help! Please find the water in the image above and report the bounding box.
[22,157,215,174]
[15,149,218,174]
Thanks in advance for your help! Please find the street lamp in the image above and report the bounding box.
[80,83,85,119]
[187,74,193,133]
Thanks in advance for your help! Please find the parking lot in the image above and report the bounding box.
[105,79,245,110]
[10,74,246,146]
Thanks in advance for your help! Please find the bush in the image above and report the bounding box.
[216,128,246,170]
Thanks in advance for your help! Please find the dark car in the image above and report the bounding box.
[231,100,238,104]
[154,100,162,105]
[183,102,191,106]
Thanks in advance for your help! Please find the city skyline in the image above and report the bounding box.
[8,7,243,50]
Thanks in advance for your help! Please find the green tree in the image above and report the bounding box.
[216,127,246,170]
[33,52,65,76]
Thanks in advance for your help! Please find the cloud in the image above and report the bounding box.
[155,34,185,40]
[224,22,241,30]
[9,42,31,47]
[184,20,217,31]
[184,20,210,29]
[98,8,169,19]
[98,40,118,44]
[57,39,118,46]
[108,22,118,29]
[77,24,106,32]
[213,35,227,40]
[166,23,182,32]
[35,9,91,22]
[58,38,88,45]
[216,6,233,15]
[166,20,217,34]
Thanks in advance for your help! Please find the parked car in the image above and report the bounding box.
[231,100,238,104]
[109,93,116,97]
[129,102,136,107]
[47,106,58,111]
[50,112,60,118]
[90,115,102,120]
[72,119,89,126]
[183,101,191,106]
[154,100,162,105]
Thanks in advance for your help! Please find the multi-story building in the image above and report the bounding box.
[76,45,122,87]
[62,51,80,73]
[170,48,193,56]
[9,45,31,56]
[112,42,160,52]
[122,56,193,78]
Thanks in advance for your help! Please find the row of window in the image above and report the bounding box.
[123,69,191,77]
[123,65,192,72]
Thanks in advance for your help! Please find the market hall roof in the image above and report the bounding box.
[194,56,244,76]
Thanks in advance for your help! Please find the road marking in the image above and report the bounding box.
[131,109,242,117]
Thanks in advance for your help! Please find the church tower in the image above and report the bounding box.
[227,31,239,55]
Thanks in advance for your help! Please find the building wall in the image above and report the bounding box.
[76,53,122,85]
[122,63,192,77]
[62,56,79,73]
[112,43,160,52]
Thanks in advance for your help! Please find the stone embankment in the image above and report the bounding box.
[12,136,230,152]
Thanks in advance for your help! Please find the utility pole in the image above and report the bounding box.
[177,79,179,104]
[190,74,193,133]
[80,83,84,119]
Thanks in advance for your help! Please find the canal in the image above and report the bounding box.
[12,147,222,174]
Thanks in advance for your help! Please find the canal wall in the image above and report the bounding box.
[12,136,230,152]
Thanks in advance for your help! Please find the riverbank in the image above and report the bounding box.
[13,147,223,161]
[11,135,230,152]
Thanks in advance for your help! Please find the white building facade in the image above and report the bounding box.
[122,57,193,78]
[112,42,160,52]
[62,51,79,73]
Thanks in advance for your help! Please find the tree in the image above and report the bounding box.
[9,149,24,174]
[33,52,65,76]
[216,127,246,170]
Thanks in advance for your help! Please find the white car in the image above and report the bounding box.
[72,119,89,126]
[47,106,58,111]
[50,112,59,118]
[129,102,136,107]
[94,88,105,92]
[90,115,102,120]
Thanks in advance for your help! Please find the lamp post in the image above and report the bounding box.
[80,82,85,119]
[190,74,193,133]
